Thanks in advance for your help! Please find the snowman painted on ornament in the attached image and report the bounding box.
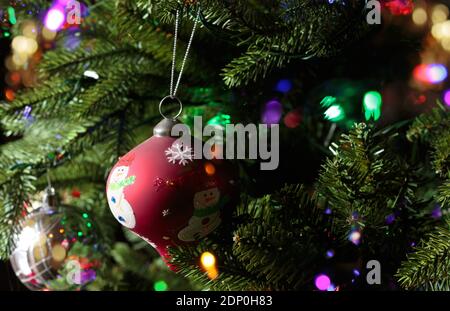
[177,186,223,242]
[107,154,137,229]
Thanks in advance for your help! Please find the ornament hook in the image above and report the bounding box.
[43,169,57,211]
[46,168,52,189]
[159,95,183,120]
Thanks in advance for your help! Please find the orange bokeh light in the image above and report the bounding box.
[9,72,21,85]
[5,89,15,101]
[204,162,216,176]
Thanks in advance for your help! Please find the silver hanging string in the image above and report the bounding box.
[169,7,201,98]
[46,168,52,190]
[43,169,56,210]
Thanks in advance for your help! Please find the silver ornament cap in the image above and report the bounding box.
[153,118,183,137]
[42,186,58,211]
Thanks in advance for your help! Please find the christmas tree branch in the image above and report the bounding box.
[396,223,450,290]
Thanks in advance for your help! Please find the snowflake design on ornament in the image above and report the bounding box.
[165,143,193,166]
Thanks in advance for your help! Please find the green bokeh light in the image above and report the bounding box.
[7,7,16,25]
[82,213,89,219]
[154,280,168,291]
[363,91,382,121]
[207,113,231,127]
[324,105,345,122]
[320,96,338,108]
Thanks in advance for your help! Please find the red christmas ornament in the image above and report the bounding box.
[106,119,239,264]
[382,0,414,16]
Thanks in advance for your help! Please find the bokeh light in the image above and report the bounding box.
[321,95,345,122]
[432,23,443,39]
[441,21,450,37]
[431,205,442,220]
[44,7,66,32]
[416,94,427,105]
[22,21,38,39]
[7,6,16,25]
[426,64,448,83]
[42,27,58,41]
[56,0,72,5]
[414,64,448,84]
[324,105,345,122]
[154,280,168,291]
[385,214,396,225]
[12,36,38,56]
[364,91,382,110]
[363,91,382,121]
[431,4,449,24]
[315,274,331,291]
[64,33,82,51]
[200,251,219,280]
[348,230,361,245]
[441,38,450,51]
[326,250,335,259]
[7,72,21,86]
[262,99,283,124]
[5,88,15,101]
[414,64,429,82]
[276,79,293,93]
[383,0,414,16]
[51,245,66,261]
[204,162,216,176]
[412,7,427,25]
[432,20,450,40]
[201,252,216,269]
[443,89,450,106]
[283,110,302,128]
[207,113,231,128]
[321,95,337,107]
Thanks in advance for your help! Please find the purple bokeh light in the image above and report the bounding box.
[326,250,335,259]
[385,214,396,225]
[431,205,442,220]
[427,64,447,84]
[315,274,331,291]
[262,99,283,124]
[443,90,450,107]
[44,6,65,31]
